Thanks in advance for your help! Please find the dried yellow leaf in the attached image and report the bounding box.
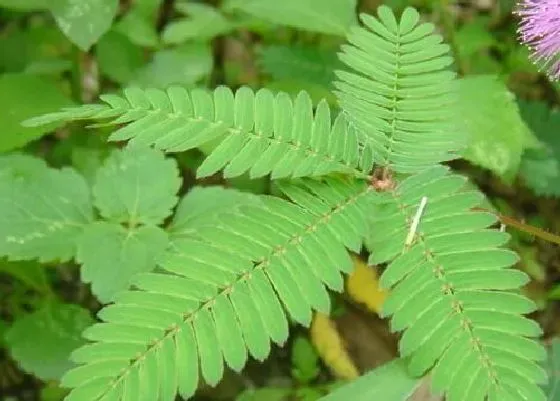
[346,255,387,315]
[310,312,359,380]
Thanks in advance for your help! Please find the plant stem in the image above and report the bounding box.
[476,207,560,246]
[70,45,83,103]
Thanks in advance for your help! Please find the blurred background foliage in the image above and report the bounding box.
[1,0,560,400]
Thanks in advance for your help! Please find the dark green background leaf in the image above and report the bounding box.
[0,74,73,152]
[5,303,93,381]
[223,0,357,36]
[518,100,560,197]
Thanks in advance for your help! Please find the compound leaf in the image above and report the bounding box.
[25,86,374,180]
[60,177,373,401]
[5,303,94,381]
[77,221,169,303]
[335,6,462,173]
[92,146,181,226]
[375,165,547,401]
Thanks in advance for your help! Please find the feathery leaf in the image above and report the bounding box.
[24,87,373,180]
[334,6,462,173]
[375,165,547,401]
[60,178,374,401]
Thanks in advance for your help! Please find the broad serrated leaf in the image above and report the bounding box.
[92,146,181,225]
[0,154,93,262]
[77,222,169,302]
[162,3,234,44]
[459,75,539,181]
[5,303,94,381]
[518,100,560,197]
[169,186,262,239]
[50,0,119,51]
[223,0,357,36]
[0,73,73,152]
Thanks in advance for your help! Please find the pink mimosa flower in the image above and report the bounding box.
[517,0,560,80]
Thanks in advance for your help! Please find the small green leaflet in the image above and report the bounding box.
[0,154,93,262]
[320,359,421,401]
[50,0,119,51]
[223,0,357,36]
[0,73,73,152]
[458,75,539,182]
[4,303,94,381]
[518,100,560,197]
[93,146,181,226]
[77,221,169,302]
